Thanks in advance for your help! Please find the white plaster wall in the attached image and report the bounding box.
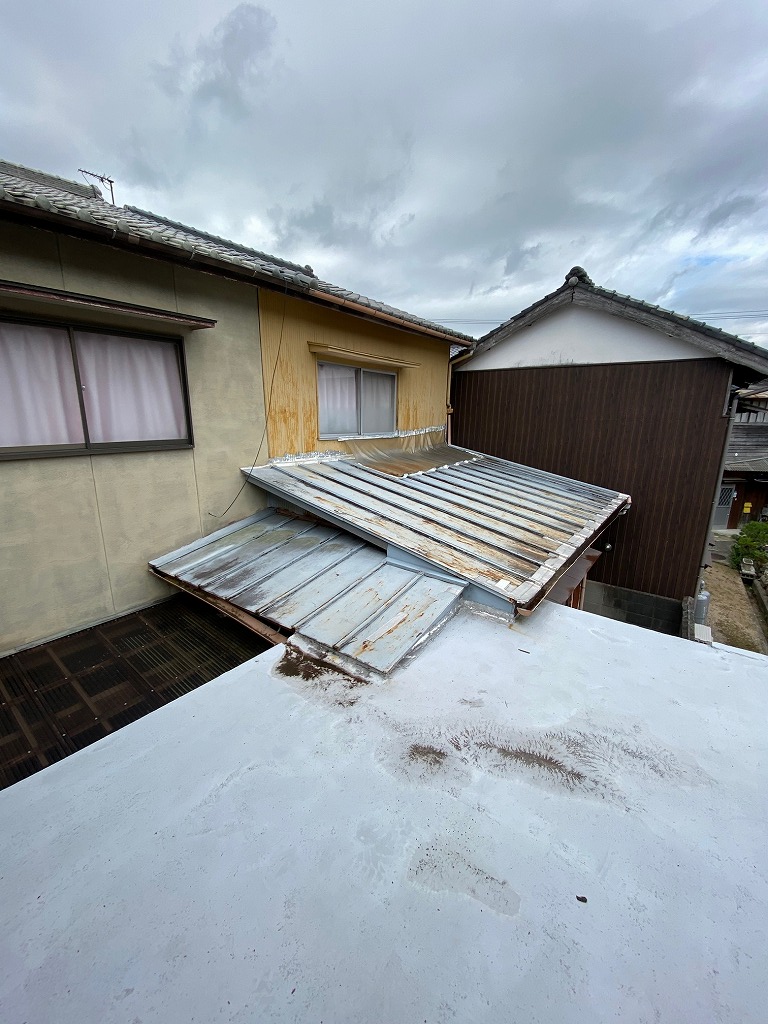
[460,304,707,371]
[0,223,266,653]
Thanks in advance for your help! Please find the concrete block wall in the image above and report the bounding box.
[584,581,683,636]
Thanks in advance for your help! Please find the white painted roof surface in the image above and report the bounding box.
[1,602,767,1023]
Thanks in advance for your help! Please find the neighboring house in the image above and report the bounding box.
[451,266,768,632]
[718,385,768,529]
[0,160,471,654]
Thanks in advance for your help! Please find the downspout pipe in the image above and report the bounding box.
[699,374,739,578]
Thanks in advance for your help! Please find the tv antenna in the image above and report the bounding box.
[79,168,116,205]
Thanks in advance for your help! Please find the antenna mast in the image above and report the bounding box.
[79,168,116,205]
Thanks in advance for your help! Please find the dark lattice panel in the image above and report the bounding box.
[0,597,269,790]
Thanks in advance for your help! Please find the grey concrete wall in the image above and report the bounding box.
[0,223,266,653]
[584,582,682,636]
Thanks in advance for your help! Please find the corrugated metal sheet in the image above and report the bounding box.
[151,511,464,674]
[452,358,731,600]
[724,458,768,473]
[725,424,768,470]
[347,441,477,477]
[245,449,629,610]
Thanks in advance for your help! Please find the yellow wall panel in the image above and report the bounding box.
[259,292,450,456]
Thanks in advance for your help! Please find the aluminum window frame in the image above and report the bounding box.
[316,360,398,439]
[0,313,194,461]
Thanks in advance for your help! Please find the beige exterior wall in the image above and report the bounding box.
[258,291,450,456]
[0,223,266,653]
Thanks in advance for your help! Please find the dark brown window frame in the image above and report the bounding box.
[0,313,194,461]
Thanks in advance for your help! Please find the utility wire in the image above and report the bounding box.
[209,285,289,519]
[436,310,768,324]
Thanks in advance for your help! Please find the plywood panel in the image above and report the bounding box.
[258,292,449,457]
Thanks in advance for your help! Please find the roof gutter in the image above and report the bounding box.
[305,286,472,346]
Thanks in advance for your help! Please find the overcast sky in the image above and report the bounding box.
[2,0,767,340]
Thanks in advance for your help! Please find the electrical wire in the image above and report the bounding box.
[436,310,768,325]
[208,284,289,519]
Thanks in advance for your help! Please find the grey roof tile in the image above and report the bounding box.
[467,265,768,372]
[0,161,473,345]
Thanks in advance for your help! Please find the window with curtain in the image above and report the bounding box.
[317,362,396,437]
[0,319,191,459]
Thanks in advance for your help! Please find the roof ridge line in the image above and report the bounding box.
[0,159,103,200]
[122,205,315,277]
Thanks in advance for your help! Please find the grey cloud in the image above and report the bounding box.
[2,0,768,341]
[504,244,542,277]
[268,201,371,250]
[119,128,174,191]
[154,4,277,114]
[696,195,761,238]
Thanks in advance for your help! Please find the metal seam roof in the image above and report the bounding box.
[150,510,466,675]
[245,448,630,610]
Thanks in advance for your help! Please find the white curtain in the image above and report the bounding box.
[361,370,396,434]
[317,362,358,436]
[74,333,186,443]
[0,323,84,447]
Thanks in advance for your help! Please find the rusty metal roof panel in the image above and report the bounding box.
[299,563,421,648]
[334,575,464,673]
[260,545,386,626]
[150,512,466,674]
[245,448,630,611]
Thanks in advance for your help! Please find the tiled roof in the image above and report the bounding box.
[466,265,768,373]
[0,159,472,345]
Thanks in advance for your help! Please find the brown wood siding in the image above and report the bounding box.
[722,474,768,530]
[452,359,732,600]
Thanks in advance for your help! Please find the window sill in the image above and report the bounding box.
[319,432,397,441]
[0,442,194,462]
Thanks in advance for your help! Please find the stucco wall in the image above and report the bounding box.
[258,291,450,456]
[0,222,266,653]
[460,305,707,371]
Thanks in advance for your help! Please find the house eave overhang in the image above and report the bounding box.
[0,202,471,348]
[469,276,768,377]
[0,278,217,331]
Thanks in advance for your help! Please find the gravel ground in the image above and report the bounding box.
[702,561,768,654]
